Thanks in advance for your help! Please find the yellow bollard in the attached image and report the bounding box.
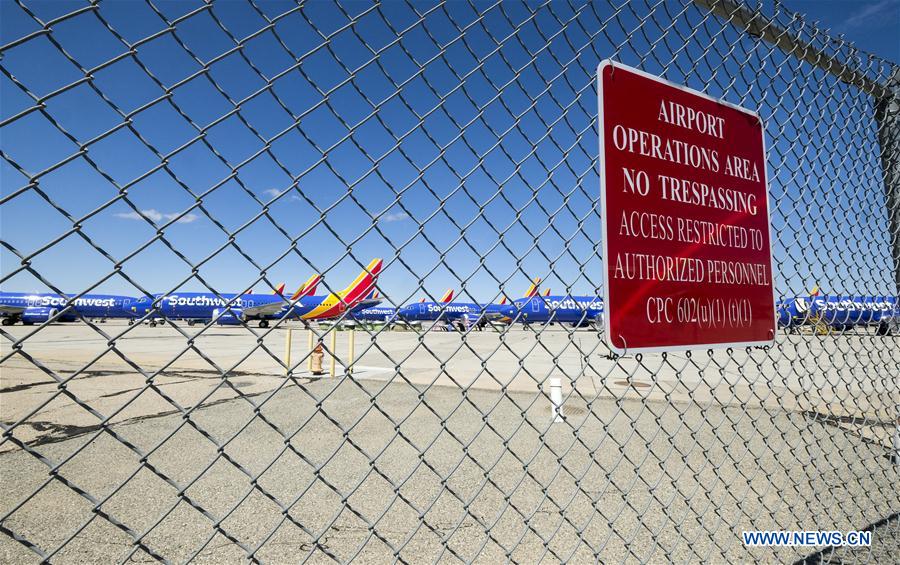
[284,327,292,376]
[307,329,314,372]
[329,330,337,377]
[348,330,355,375]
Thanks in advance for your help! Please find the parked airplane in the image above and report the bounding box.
[134,260,382,327]
[397,279,542,329]
[179,276,321,325]
[350,291,399,324]
[777,287,897,334]
[503,290,604,328]
[0,293,138,325]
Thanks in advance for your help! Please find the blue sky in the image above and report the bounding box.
[784,0,899,62]
[1,0,897,305]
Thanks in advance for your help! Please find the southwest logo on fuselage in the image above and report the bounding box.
[0,292,136,325]
[34,296,118,308]
[506,294,604,327]
[778,292,897,333]
[134,260,383,327]
[398,281,543,325]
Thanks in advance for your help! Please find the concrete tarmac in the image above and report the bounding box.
[1,321,898,562]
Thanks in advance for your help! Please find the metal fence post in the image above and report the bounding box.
[307,329,314,372]
[330,330,337,378]
[348,330,355,375]
[284,327,292,376]
[875,68,900,295]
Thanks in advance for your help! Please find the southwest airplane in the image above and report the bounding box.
[503,287,604,328]
[347,289,429,324]
[398,280,542,328]
[777,286,897,334]
[0,293,138,325]
[178,275,321,326]
[133,260,382,327]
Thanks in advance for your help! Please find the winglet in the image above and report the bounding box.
[291,273,322,300]
[273,282,286,296]
[419,297,426,303]
[439,289,454,303]
[523,277,541,298]
[542,288,551,297]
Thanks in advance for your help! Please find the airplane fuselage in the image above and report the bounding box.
[351,306,398,323]
[506,296,604,326]
[778,295,897,330]
[398,301,499,323]
[0,292,138,324]
[133,293,312,323]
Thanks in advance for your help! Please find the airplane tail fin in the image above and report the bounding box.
[336,259,383,306]
[290,273,322,300]
[499,297,508,305]
[273,283,286,295]
[246,289,253,295]
[810,284,820,297]
[523,277,541,298]
[439,289,454,303]
[542,288,551,297]
[419,297,426,303]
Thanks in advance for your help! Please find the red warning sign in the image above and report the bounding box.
[598,61,775,353]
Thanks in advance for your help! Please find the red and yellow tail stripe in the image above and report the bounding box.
[273,282,286,295]
[291,273,322,300]
[542,288,551,297]
[523,277,541,298]
[301,259,383,320]
[439,289,454,303]
[498,297,507,305]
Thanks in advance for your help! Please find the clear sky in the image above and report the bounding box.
[783,0,899,62]
[1,0,897,304]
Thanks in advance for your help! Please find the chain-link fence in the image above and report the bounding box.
[1,0,898,562]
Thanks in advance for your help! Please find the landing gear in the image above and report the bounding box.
[258,320,269,329]
[1,317,14,326]
[187,319,197,327]
[148,321,158,327]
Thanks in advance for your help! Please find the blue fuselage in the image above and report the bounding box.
[0,292,138,323]
[398,301,506,323]
[506,296,604,326]
[778,296,897,329]
[350,306,398,323]
[133,293,311,322]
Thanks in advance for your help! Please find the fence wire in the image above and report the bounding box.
[1,0,898,562]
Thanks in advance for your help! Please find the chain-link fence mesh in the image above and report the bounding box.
[1,0,898,562]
